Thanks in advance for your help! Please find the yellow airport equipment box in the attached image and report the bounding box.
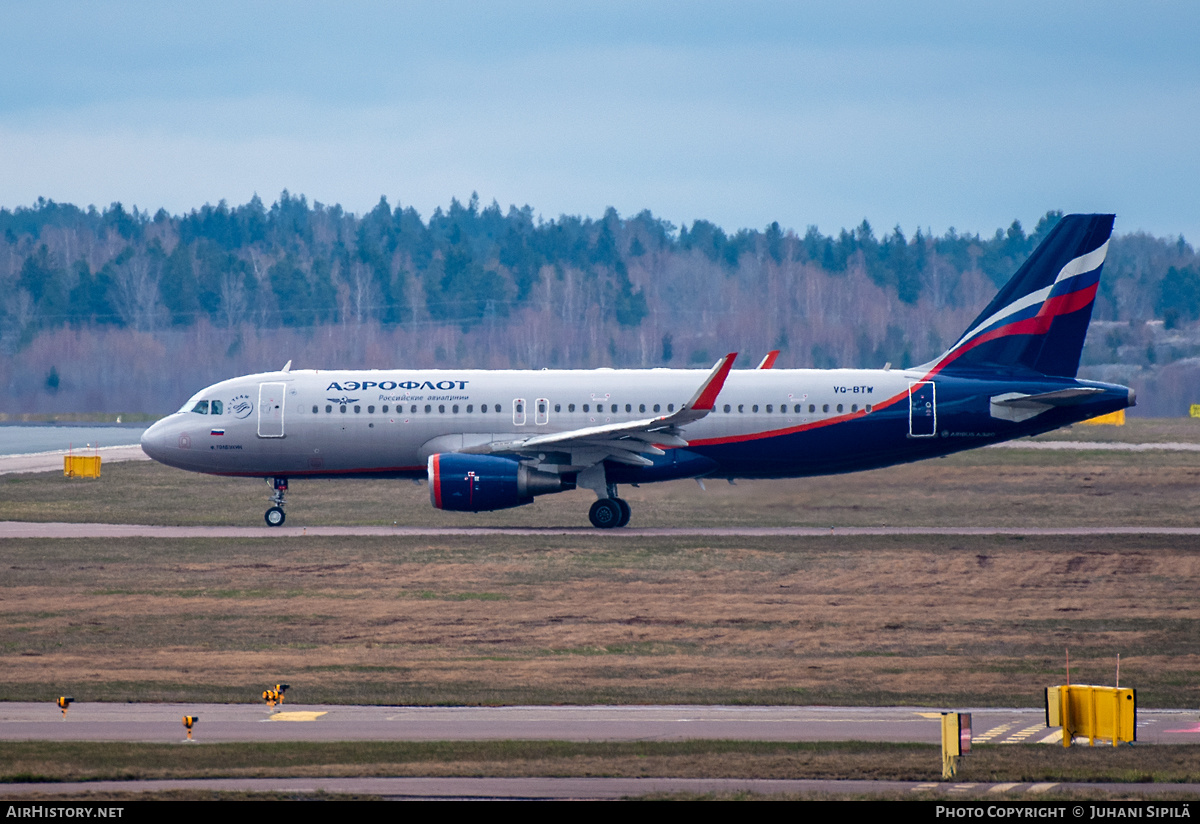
[64,455,101,478]
[1045,684,1135,747]
[941,712,972,779]
[1081,409,1125,425]
[1191,404,1200,419]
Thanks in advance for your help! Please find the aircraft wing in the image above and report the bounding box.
[460,353,737,467]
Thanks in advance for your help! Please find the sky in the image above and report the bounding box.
[2,1,1198,241]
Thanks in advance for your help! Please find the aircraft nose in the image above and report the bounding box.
[140,419,170,461]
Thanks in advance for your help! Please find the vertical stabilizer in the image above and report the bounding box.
[931,214,1114,378]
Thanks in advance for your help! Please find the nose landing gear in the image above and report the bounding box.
[265,477,288,526]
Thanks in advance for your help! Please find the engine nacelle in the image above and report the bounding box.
[427,453,570,512]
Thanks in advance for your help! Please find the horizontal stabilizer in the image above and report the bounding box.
[990,387,1104,422]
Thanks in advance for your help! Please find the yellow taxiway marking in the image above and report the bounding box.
[975,723,1014,742]
[1003,724,1046,742]
[268,711,328,722]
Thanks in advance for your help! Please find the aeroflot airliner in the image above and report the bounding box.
[141,214,1134,528]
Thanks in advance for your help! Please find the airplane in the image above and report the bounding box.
[140,213,1134,529]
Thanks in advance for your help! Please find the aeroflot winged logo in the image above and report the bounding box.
[230,394,253,419]
[326,379,470,391]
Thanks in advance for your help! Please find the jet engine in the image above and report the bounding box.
[427,453,571,512]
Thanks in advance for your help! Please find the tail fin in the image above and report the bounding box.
[930,213,1114,378]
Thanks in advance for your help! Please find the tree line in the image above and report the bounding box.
[1,193,1198,414]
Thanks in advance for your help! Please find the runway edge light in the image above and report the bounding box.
[56,696,73,719]
[183,715,199,741]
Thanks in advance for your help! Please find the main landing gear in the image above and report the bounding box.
[265,477,288,527]
[588,483,632,529]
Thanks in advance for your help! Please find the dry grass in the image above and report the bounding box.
[2,532,1198,706]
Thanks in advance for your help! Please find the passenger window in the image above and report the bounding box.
[668,404,674,412]
[354,405,361,413]
[794,404,802,413]
[554,404,561,412]
[723,404,731,413]
[424,405,431,413]
[851,404,858,412]
[382,405,388,413]
[439,404,445,413]
[639,404,646,413]
[190,401,209,414]
[410,405,416,413]
[513,399,526,425]
[583,404,590,412]
[467,404,474,413]
[568,403,576,412]
[625,404,631,413]
[452,404,459,413]
[312,405,318,414]
[494,404,501,413]
[738,404,744,413]
[368,405,375,413]
[837,404,844,413]
[822,404,829,413]
[340,405,347,413]
[766,404,773,413]
[481,404,487,413]
[865,404,873,413]
[809,404,816,413]
[326,404,332,413]
[653,404,660,413]
[752,404,759,413]
[211,400,223,415]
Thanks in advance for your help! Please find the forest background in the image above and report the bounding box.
[3,193,1198,417]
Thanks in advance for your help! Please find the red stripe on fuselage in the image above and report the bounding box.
[685,389,910,447]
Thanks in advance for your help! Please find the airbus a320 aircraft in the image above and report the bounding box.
[141,213,1134,528]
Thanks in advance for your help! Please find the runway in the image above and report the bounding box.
[4,521,1200,538]
[3,703,1197,745]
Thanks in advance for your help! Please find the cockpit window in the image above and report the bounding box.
[190,401,209,414]
[210,400,223,415]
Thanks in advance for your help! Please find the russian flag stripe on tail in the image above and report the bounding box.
[929,214,1114,379]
